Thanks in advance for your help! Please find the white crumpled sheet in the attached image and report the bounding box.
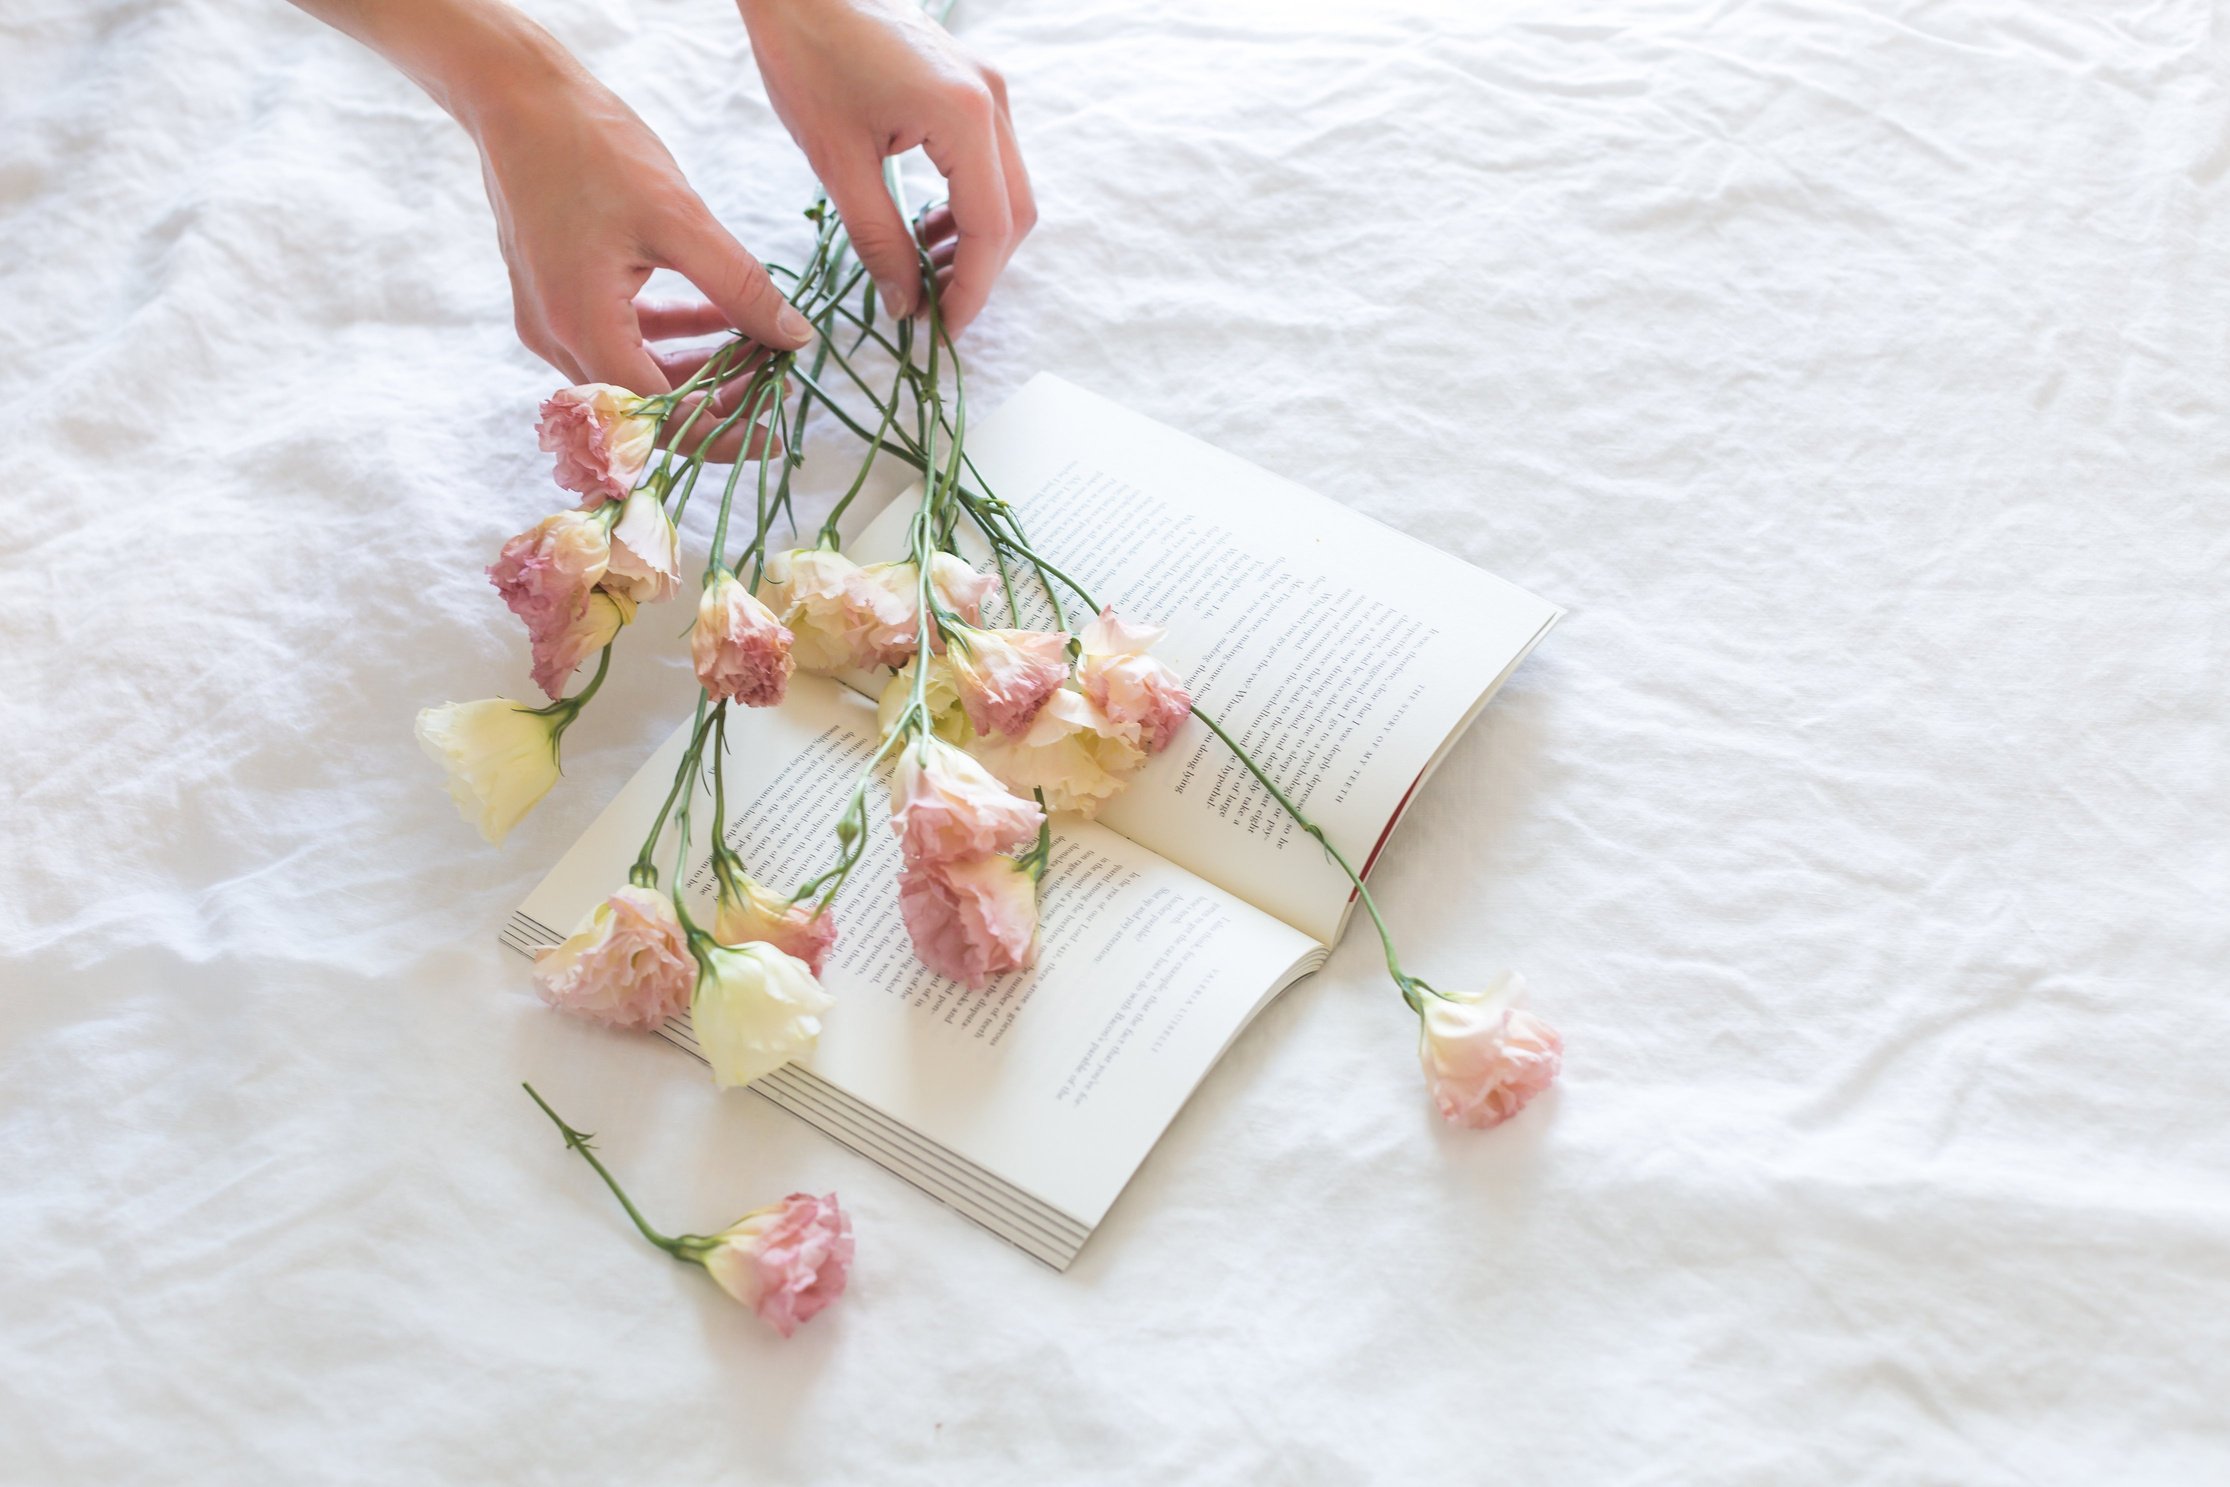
[4,0,2226,1480]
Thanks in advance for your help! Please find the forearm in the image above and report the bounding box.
[284,0,579,133]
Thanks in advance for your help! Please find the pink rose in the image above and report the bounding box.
[714,875,837,976]
[699,1192,853,1338]
[603,488,682,604]
[1078,608,1193,754]
[488,510,613,698]
[531,885,695,1030]
[692,572,795,708]
[537,383,657,507]
[889,735,1044,864]
[898,855,1040,988]
[946,625,1071,737]
[1417,972,1564,1129]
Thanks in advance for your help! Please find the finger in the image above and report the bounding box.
[562,295,673,396]
[992,100,1037,251]
[655,210,815,352]
[928,238,958,272]
[634,295,736,341]
[653,340,772,388]
[512,277,584,383]
[920,94,1013,334]
[819,143,924,319]
[915,204,958,247]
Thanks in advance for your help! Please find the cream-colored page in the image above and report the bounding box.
[852,374,1562,944]
[517,675,1319,1227]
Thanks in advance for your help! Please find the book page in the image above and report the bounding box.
[515,676,1322,1238]
[852,374,1561,944]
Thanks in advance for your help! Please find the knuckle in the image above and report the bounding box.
[979,64,1009,105]
[944,78,996,127]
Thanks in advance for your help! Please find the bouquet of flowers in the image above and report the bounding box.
[422,179,1561,1335]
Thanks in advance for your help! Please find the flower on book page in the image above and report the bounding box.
[944,624,1071,738]
[1417,971,1563,1129]
[760,548,911,673]
[691,940,835,1089]
[692,572,795,708]
[898,854,1040,989]
[850,554,999,669]
[1077,608,1193,755]
[489,509,614,698]
[414,698,566,844]
[537,383,657,507]
[926,553,998,633]
[877,656,974,746]
[889,735,1045,864]
[699,1192,854,1339]
[603,488,682,604]
[968,688,1145,819]
[532,885,695,1030]
[714,875,837,977]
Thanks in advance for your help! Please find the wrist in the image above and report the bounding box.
[403,1,585,140]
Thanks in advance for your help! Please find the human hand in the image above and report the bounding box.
[738,0,1035,335]
[463,39,811,444]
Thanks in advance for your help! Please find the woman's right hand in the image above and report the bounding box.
[460,39,815,404]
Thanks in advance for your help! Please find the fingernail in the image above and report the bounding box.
[777,304,814,344]
[874,275,913,316]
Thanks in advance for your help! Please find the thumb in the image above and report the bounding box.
[820,145,921,318]
[656,209,814,351]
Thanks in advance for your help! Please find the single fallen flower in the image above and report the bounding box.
[522,1083,852,1338]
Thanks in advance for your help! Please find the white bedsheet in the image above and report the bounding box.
[4,0,2226,1480]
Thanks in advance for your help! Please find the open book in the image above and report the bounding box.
[506,375,1560,1269]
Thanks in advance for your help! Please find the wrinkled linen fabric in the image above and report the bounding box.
[3,0,2227,1480]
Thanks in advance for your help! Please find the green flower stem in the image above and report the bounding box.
[521,1082,686,1257]
[631,696,717,887]
[537,643,614,747]
[666,695,728,934]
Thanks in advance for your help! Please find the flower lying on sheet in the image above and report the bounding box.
[522,1085,851,1340]
[414,698,566,845]
[537,383,656,506]
[489,509,612,696]
[1416,971,1564,1129]
[530,590,631,699]
[697,1192,855,1339]
[532,886,695,1030]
